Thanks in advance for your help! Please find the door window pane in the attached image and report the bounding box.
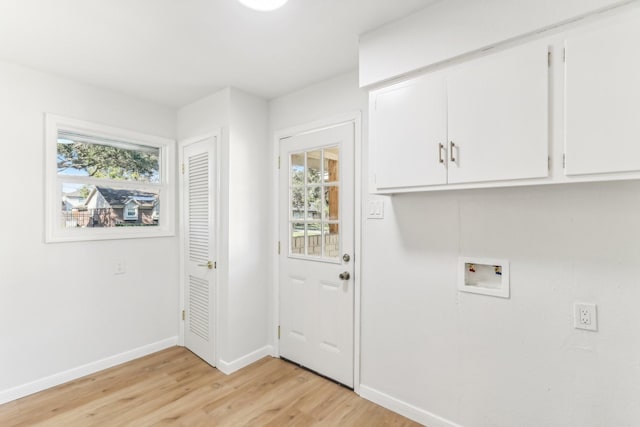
[307,150,322,184]
[324,223,340,259]
[324,185,339,221]
[323,146,339,183]
[291,153,305,186]
[307,223,322,257]
[306,186,322,220]
[291,187,304,219]
[291,223,305,255]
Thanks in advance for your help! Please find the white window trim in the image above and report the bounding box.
[45,114,176,242]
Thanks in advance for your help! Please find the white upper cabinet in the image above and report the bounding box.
[366,4,640,193]
[564,9,640,176]
[369,40,549,192]
[447,41,549,184]
[369,72,447,190]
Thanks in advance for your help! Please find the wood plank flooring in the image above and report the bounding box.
[0,346,422,426]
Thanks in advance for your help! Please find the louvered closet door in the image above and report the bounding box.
[183,136,216,366]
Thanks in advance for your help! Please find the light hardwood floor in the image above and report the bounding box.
[0,347,421,426]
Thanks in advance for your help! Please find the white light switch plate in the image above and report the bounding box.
[367,199,384,219]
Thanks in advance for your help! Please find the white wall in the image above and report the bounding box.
[226,88,270,363]
[359,0,629,87]
[177,87,270,369]
[269,72,366,132]
[269,69,640,426]
[177,89,230,141]
[0,60,179,402]
[362,182,640,427]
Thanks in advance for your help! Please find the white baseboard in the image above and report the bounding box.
[217,345,274,375]
[0,336,178,405]
[359,384,463,427]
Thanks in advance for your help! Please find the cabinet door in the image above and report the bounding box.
[564,10,640,176]
[369,72,447,190]
[447,41,549,184]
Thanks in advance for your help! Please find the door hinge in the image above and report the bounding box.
[214,261,217,269]
[548,156,551,171]
[278,156,281,169]
[181,163,185,174]
[278,241,281,255]
[278,325,281,339]
[563,48,566,62]
[548,51,551,67]
[562,154,566,169]
[182,310,186,321]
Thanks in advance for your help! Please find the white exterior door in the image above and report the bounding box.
[279,122,355,387]
[182,136,216,367]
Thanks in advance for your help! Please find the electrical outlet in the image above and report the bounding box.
[114,260,126,275]
[574,302,597,331]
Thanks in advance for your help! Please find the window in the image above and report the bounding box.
[289,146,341,260]
[45,115,175,242]
[123,200,139,221]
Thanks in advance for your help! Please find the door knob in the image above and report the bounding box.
[339,271,350,280]
[197,261,214,270]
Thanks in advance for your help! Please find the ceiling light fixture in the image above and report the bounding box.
[237,0,288,11]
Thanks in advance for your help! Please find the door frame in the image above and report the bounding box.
[272,111,362,393]
[178,130,222,367]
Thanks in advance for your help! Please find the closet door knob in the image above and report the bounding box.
[197,261,214,270]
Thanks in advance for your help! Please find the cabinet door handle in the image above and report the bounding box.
[449,141,456,163]
[438,143,445,163]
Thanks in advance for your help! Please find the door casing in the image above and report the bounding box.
[272,112,362,393]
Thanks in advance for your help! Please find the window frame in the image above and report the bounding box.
[45,114,176,242]
[287,145,342,263]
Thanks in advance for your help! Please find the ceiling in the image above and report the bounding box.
[0,0,435,107]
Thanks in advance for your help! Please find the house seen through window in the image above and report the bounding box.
[58,133,161,228]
